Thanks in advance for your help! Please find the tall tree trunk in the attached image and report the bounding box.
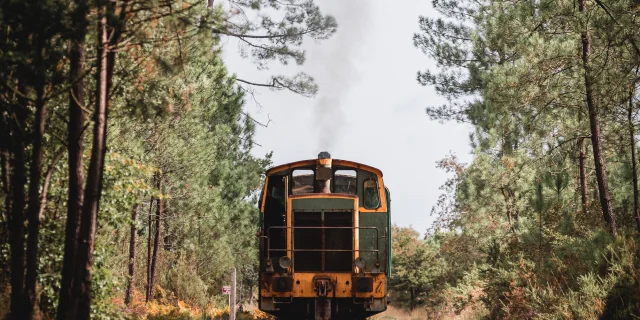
[629,93,640,233]
[8,80,28,319]
[149,195,163,301]
[125,205,139,305]
[57,0,88,317]
[68,0,127,316]
[579,137,588,214]
[25,79,47,319]
[146,197,154,301]
[579,0,616,236]
[71,3,110,316]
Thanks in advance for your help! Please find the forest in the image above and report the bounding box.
[0,0,335,318]
[2,0,640,319]
[388,0,640,319]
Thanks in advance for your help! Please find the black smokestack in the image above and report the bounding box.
[318,151,331,159]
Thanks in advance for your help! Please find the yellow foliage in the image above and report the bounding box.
[115,287,274,319]
[501,157,515,170]
[207,305,230,318]
[251,308,274,320]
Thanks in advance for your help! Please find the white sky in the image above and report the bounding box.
[221,0,473,234]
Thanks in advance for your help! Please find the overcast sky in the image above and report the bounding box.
[221,0,473,234]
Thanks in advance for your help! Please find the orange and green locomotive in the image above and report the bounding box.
[257,152,391,320]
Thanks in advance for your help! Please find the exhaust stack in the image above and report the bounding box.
[316,151,332,193]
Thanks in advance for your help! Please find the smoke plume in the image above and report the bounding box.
[311,1,371,151]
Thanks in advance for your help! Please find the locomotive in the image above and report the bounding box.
[257,152,391,320]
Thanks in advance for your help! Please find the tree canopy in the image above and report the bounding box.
[401,0,640,318]
[0,0,335,318]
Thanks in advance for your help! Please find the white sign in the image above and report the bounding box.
[222,285,231,294]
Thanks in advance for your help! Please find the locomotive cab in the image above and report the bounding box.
[258,152,391,320]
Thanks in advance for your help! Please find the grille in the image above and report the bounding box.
[293,211,353,272]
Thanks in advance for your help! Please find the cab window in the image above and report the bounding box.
[292,169,314,194]
[270,184,285,207]
[334,170,356,194]
[363,179,380,209]
[264,177,285,213]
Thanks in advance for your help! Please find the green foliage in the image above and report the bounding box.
[96,15,271,312]
[213,0,337,96]
[162,255,209,307]
[1,0,337,316]
[407,0,640,318]
[389,226,447,309]
[220,0,337,67]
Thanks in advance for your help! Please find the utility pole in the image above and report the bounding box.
[231,267,236,320]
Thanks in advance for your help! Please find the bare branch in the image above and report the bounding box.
[239,135,262,147]
[236,74,316,97]
[212,27,323,40]
[241,111,271,128]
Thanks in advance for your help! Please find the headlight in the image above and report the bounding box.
[354,257,366,269]
[279,256,292,269]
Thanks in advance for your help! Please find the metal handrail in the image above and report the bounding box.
[264,226,383,268]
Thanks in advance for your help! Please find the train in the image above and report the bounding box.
[257,152,391,320]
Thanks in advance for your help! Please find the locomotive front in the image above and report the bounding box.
[258,152,391,320]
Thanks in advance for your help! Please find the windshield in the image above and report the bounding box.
[334,170,356,194]
[292,170,314,194]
